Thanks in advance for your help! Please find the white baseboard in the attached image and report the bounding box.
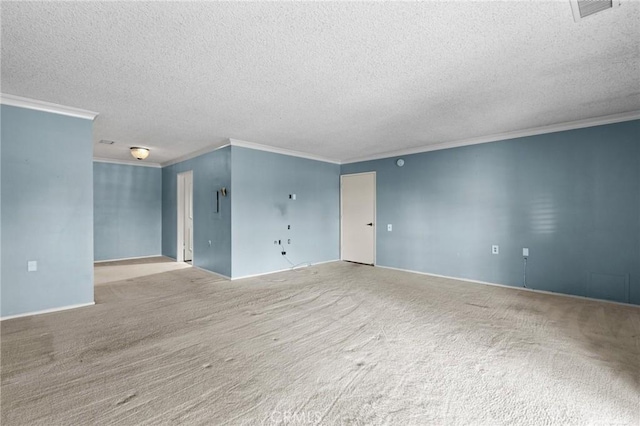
[309,259,342,267]
[376,265,639,309]
[232,267,292,280]
[94,254,163,264]
[192,265,231,280]
[1,302,96,321]
[231,259,341,280]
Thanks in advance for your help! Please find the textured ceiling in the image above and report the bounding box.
[2,1,639,164]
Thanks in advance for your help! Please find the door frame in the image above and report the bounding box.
[340,171,376,265]
[176,170,193,263]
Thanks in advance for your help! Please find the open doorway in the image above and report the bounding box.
[177,170,194,264]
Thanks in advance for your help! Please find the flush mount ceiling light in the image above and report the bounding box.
[130,147,150,160]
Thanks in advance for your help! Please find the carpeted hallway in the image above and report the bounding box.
[1,260,639,425]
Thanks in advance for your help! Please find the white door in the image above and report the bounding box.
[177,171,194,263]
[341,172,376,265]
[183,171,193,261]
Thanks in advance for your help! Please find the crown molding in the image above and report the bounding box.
[341,110,640,164]
[159,138,340,168]
[89,110,640,167]
[229,138,340,164]
[160,142,231,167]
[0,93,98,120]
[93,157,161,168]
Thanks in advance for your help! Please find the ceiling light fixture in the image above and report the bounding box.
[130,147,150,160]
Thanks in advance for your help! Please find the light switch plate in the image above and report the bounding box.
[27,260,38,272]
[387,224,392,231]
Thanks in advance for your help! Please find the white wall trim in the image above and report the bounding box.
[161,137,341,168]
[192,265,231,280]
[307,259,341,267]
[229,138,340,165]
[0,302,95,321]
[231,259,341,280]
[94,254,164,264]
[161,143,231,167]
[93,158,161,168]
[376,265,639,309]
[232,267,295,280]
[0,93,99,120]
[127,110,639,168]
[342,110,640,164]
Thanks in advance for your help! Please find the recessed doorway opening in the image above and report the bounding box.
[177,170,194,264]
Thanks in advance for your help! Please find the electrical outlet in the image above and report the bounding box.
[287,239,291,244]
[27,261,37,272]
[492,245,499,255]
[288,194,296,200]
[281,251,286,255]
[287,225,291,230]
[208,240,212,247]
[523,248,529,257]
[274,240,278,245]
[278,239,281,245]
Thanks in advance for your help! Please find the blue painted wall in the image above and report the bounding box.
[1,105,94,317]
[94,162,162,261]
[231,146,340,278]
[162,147,232,277]
[342,120,640,305]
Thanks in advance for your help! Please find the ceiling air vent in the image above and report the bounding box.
[570,0,620,22]
[99,139,115,145]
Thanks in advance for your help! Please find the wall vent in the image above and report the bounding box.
[570,0,620,22]
[99,139,115,145]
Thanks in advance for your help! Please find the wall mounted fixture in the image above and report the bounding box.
[570,0,620,22]
[396,158,405,167]
[130,147,150,160]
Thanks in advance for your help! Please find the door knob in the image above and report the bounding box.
[366,223,374,226]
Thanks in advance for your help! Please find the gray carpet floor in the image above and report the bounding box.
[2,260,639,425]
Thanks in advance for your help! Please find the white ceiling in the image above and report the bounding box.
[2,1,639,165]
